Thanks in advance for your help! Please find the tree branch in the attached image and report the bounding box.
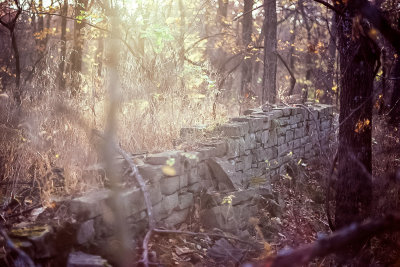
[309,0,343,15]
[274,51,296,95]
[270,213,400,267]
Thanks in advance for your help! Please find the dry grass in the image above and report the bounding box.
[0,46,249,204]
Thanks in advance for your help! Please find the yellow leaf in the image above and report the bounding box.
[162,165,176,176]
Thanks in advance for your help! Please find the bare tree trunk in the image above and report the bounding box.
[11,31,21,105]
[299,0,311,102]
[240,0,253,96]
[321,13,337,104]
[262,0,277,104]
[287,12,298,96]
[59,0,68,90]
[0,5,22,105]
[178,0,185,68]
[178,0,185,89]
[70,0,89,96]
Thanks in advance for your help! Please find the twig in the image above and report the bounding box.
[6,204,42,219]
[233,4,264,21]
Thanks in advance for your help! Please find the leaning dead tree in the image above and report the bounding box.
[269,213,400,267]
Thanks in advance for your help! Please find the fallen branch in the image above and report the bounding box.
[270,213,400,267]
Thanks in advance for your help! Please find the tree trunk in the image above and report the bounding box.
[11,31,21,105]
[262,0,277,104]
[299,0,311,102]
[240,0,253,96]
[287,12,298,96]
[335,10,377,232]
[321,13,337,104]
[388,17,400,124]
[58,0,68,90]
[70,0,88,96]
[0,7,22,105]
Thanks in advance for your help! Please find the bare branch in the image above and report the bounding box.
[270,213,400,267]
[275,51,296,95]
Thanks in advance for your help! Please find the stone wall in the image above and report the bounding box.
[68,104,334,243]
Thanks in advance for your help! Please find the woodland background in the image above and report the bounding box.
[1,0,400,265]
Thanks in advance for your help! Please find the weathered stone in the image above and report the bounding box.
[200,204,258,233]
[219,122,249,137]
[278,143,290,156]
[244,167,264,177]
[179,174,189,188]
[159,192,179,217]
[277,125,290,136]
[146,151,182,165]
[282,108,291,116]
[295,127,305,138]
[207,157,244,190]
[270,110,283,119]
[230,116,250,123]
[255,131,262,142]
[164,209,190,227]
[278,117,290,126]
[197,147,218,161]
[278,136,286,145]
[76,219,95,245]
[188,182,201,193]
[120,185,162,215]
[293,138,301,149]
[248,117,265,132]
[266,129,278,147]
[181,151,201,168]
[226,138,240,158]
[238,136,246,156]
[180,125,206,140]
[243,155,252,171]
[243,108,262,115]
[160,176,181,195]
[188,167,199,185]
[321,120,331,130]
[138,164,163,184]
[177,192,194,210]
[69,189,110,220]
[67,251,110,267]
[199,140,227,158]
[285,130,294,142]
[235,160,244,171]
[261,130,269,144]
[244,133,256,150]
